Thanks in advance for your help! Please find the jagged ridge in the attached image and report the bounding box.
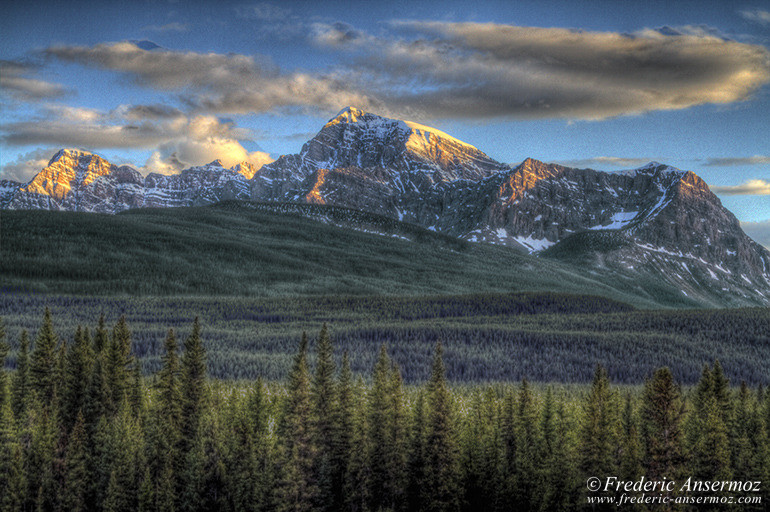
[3,107,769,305]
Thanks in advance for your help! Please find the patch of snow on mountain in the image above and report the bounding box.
[514,235,556,253]
[588,211,638,230]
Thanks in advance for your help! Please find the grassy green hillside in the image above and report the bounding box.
[1,202,699,308]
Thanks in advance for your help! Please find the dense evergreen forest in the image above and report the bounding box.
[0,312,768,511]
[1,294,768,385]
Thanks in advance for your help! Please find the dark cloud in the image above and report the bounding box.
[711,179,770,195]
[43,41,371,115]
[35,21,770,121]
[703,155,770,166]
[0,59,70,101]
[118,103,186,120]
[365,21,770,120]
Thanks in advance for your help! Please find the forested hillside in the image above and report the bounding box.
[0,203,728,308]
[0,314,768,511]
[1,296,769,384]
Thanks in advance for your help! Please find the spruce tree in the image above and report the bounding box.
[275,332,317,512]
[407,391,427,512]
[0,389,23,511]
[94,314,109,353]
[62,326,94,432]
[345,377,371,512]
[105,316,133,416]
[223,395,261,512]
[0,399,25,511]
[387,361,408,511]
[129,361,144,418]
[180,318,207,451]
[0,318,8,409]
[513,379,539,512]
[63,411,90,512]
[640,367,685,502]
[619,394,642,481]
[249,379,274,512]
[368,344,392,509]
[10,330,29,422]
[539,401,577,512]
[150,329,182,512]
[29,308,59,408]
[497,387,517,509]
[312,324,337,512]
[25,403,59,512]
[367,344,408,511]
[687,362,732,486]
[461,389,499,512]
[580,364,620,480]
[102,400,145,512]
[729,382,753,482]
[333,351,354,511]
[422,341,460,512]
[686,364,714,452]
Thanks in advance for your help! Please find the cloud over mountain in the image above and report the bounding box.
[711,179,770,196]
[39,22,770,122]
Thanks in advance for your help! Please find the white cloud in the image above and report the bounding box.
[703,155,770,166]
[711,179,770,196]
[0,148,56,182]
[739,9,770,26]
[1,106,274,177]
[142,139,273,175]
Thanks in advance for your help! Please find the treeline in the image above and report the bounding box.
[1,312,769,511]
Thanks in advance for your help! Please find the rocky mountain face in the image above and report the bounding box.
[3,151,256,212]
[3,107,769,305]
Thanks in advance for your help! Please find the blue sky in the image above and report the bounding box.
[1,0,769,241]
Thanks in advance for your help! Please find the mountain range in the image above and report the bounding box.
[2,106,769,306]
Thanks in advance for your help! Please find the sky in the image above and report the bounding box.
[1,0,769,245]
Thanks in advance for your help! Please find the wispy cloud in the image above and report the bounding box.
[141,22,189,33]
[703,155,770,166]
[741,220,770,250]
[0,60,70,101]
[711,179,770,195]
[739,9,770,26]
[235,2,292,22]
[557,157,654,168]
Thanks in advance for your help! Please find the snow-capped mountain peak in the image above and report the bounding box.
[4,108,770,305]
